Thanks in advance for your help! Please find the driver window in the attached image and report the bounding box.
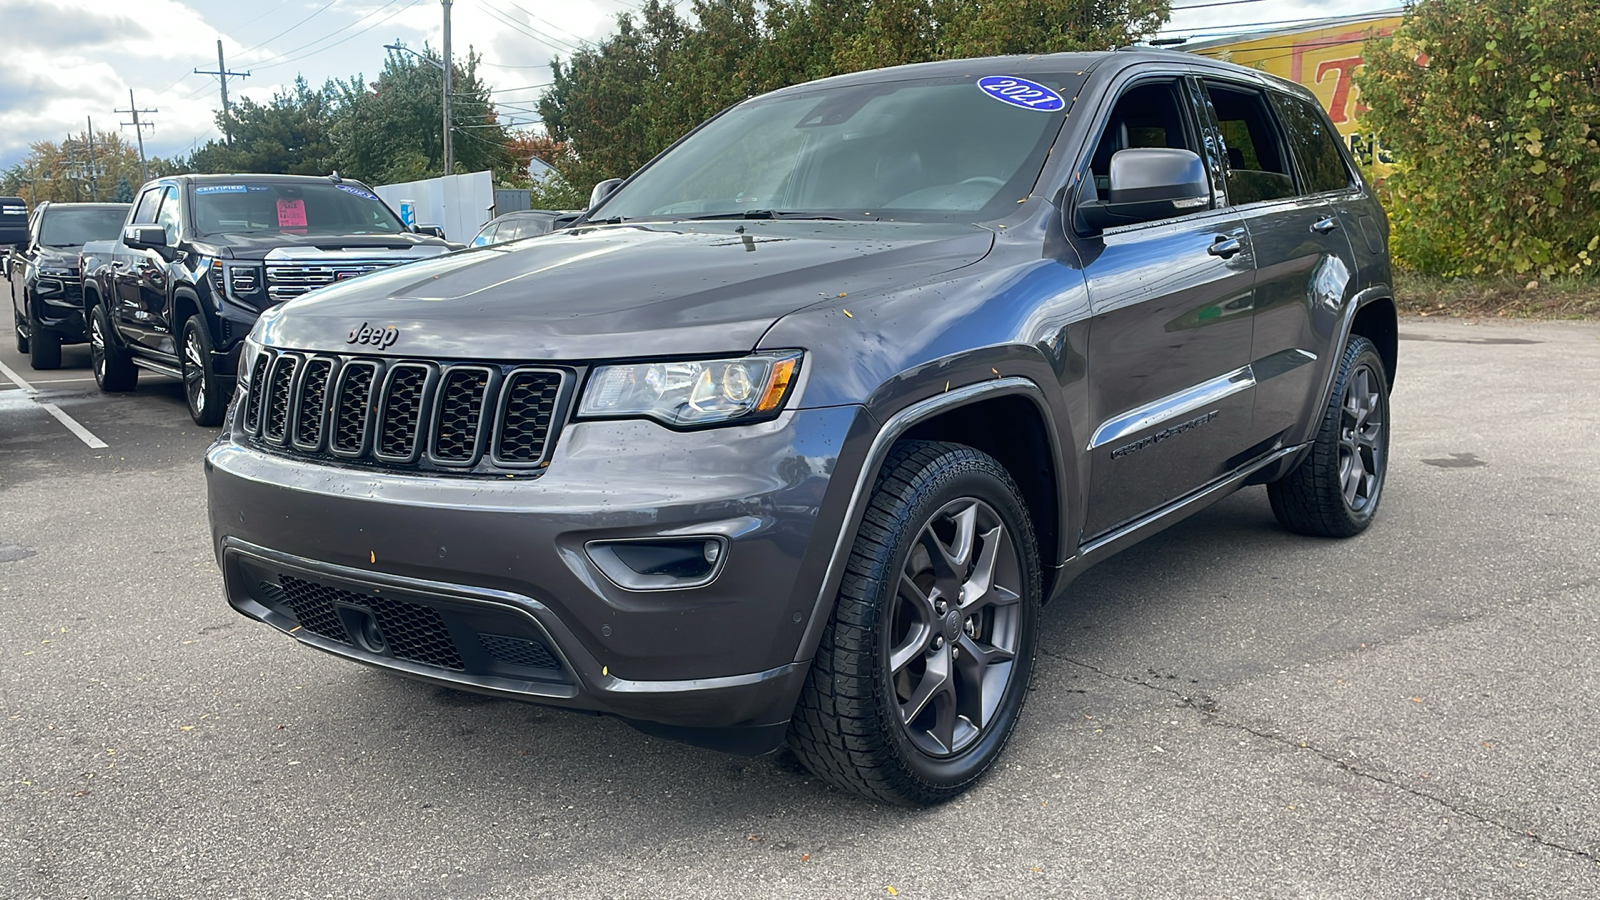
[155,186,181,244]
[1088,81,1201,198]
[131,189,162,225]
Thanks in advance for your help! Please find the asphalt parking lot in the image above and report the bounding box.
[3,318,1598,900]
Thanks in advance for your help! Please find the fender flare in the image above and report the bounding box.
[791,376,1068,665]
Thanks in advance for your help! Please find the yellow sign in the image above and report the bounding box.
[1189,14,1403,166]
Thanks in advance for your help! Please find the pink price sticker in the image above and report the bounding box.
[276,198,308,229]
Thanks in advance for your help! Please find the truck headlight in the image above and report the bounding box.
[577,351,802,427]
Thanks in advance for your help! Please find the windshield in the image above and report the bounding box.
[597,72,1086,223]
[40,207,128,247]
[192,182,404,236]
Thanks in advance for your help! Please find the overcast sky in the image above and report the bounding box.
[0,0,1401,171]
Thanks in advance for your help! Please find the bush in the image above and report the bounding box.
[1358,0,1600,277]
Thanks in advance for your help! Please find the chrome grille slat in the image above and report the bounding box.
[244,353,569,476]
[264,260,404,302]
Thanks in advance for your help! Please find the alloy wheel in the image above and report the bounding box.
[887,497,1023,757]
[184,328,207,416]
[90,314,106,380]
[1338,363,1385,512]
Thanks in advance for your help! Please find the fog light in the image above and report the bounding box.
[585,537,729,591]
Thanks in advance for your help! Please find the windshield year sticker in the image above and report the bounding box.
[976,76,1065,112]
[335,184,378,201]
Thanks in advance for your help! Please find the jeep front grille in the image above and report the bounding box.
[241,349,572,475]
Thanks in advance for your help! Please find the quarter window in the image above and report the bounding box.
[1271,93,1354,194]
[1205,83,1298,205]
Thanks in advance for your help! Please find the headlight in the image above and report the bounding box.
[237,334,264,393]
[577,351,802,427]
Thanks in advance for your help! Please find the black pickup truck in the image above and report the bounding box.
[7,201,130,368]
[80,174,452,425]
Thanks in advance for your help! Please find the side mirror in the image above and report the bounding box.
[122,225,168,251]
[1076,148,1210,233]
[588,178,623,210]
[414,224,447,239]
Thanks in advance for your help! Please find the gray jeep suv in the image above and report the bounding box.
[206,50,1396,805]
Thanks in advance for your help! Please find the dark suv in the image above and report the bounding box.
[206,51,1396,805]
[6,201,129,368]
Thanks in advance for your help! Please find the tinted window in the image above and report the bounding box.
[131,189,162,225]
[191,182,404,236]
[601,73,1087,222]
[1205,83,1297,205]
[39,207,128,247]
[1271,93,1353,194]
[1087,80,1206,207]
[472,222,499,247]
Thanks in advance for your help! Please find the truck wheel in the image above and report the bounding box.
[788,440,1040,806]
[1268,335,1390,537]
[12,304,26,353]
[89,304,136,393]
[181,317,228,427]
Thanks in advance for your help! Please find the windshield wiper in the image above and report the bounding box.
[681,210,849,221]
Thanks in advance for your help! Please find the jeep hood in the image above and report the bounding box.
[258,220,994,360]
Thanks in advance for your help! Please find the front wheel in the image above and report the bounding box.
[12,303,27,354]
[180,317,228,427]
[788,441,1041,806]
[1268,335,1390,537]
[89,304,137,393]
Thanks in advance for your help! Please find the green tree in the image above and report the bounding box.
[111,177,134,202]
[1358,0,1600,277]
[334,46,512,183]
[0,131,150,204]
[187,77,342,175]
[539,0,1172,196]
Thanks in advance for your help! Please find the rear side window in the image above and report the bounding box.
[1204,82,1297,206]
[1271,93,1353,194]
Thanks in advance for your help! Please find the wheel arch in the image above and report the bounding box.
[1349,294,1397,387]
[172,286,206,337]
[792,376,1076,666]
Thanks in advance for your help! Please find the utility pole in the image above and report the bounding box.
[85,117,101,202]
[117,89,158,184]
[442,0,454,177]
[195,39,250,145]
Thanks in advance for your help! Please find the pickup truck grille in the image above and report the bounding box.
[264,260,409,302]
[241,349,572,475]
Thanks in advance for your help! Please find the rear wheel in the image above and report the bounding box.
[788,441,1041,806]
[1268,335,1390,537]
[181,317,228,427]
[89,304,136,393]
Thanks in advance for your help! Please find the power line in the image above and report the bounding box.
[247,0,410,70]
[116,90,158,184]
[474,0,582,54]
[248,0,426,73]
[493,0,588,46]
[239,0,343,55]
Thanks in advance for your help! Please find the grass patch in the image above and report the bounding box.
[1396,272,1600,319]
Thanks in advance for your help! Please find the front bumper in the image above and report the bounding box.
[205,405,869,750]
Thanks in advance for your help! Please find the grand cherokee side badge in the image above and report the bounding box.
[347,323,399,349]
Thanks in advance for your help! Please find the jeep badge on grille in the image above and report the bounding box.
[347,322,400,349]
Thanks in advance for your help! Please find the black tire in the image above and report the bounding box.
[12,303,27,354]
[89,304,137,393]
[180,316,228,427]
[788,440,1041,806]
[1268,335,1390,537]
[28,325,62,370]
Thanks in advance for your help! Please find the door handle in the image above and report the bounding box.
[1311,217,1339,234]
[1208,236,1243,259]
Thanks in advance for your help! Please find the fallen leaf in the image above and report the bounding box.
[801,853,811,862]
[370,551,376,563]
[843,309,853,318]
[886,888,898,896]
[1411,697,1424,703]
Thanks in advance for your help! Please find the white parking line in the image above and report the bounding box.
[0,359,109,449]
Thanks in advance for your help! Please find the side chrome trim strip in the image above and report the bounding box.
[1088,365,1254,451]
[796,377,1054,663]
